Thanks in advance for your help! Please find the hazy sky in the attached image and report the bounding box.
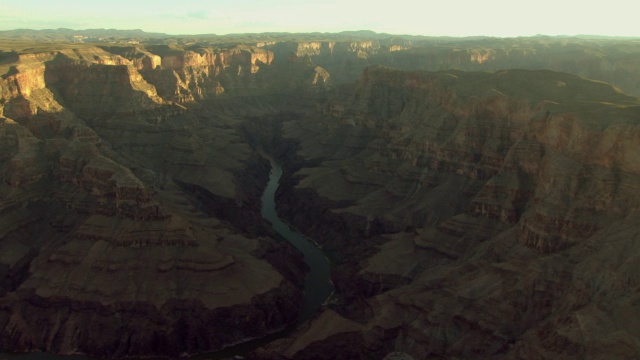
[0,0,638,37]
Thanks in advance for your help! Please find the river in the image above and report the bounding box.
[260,161,334,321]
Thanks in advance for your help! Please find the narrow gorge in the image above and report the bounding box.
[1,34,640,359]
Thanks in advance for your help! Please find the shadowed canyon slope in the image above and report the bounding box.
[1,34,640,359]
[261,67,640,359]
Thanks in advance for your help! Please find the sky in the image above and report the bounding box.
[0,0,638,37]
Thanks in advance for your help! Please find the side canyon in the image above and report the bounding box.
[1,34,640,359]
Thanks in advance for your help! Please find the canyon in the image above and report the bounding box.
[0,32,639,359]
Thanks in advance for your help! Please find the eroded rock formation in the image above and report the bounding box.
[1,35,640,359]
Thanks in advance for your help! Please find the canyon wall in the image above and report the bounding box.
[1,36,640,358]
[262,66,640,359]
[262,37,640,97]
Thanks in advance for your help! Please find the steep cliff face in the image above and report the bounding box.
[265,66,640,359]
[0,44,325,108]
[45,60,166,119]
[263,39,411,87]
[138,45,278,101]
[275,40,390,59]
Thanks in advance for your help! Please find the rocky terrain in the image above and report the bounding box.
[1,32,640,359]
[0,44,317,357]
[258,67,640,359]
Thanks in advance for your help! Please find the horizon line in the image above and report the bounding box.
[1,27,640,40]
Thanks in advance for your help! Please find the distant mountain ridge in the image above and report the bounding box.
[0,28,399,40]
[2,28,639,44]
[0,28,173,40]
